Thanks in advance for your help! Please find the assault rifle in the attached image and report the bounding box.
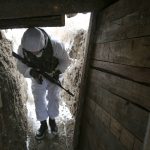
[12,51,74,97]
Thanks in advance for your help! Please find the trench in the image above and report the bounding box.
[0,13,90,150]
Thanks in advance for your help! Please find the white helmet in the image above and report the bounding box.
[21,27,45,52]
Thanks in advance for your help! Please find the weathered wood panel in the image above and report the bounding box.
[0,0,116,19]
[89,69,150,111]
[78,0,150,149]
[96,9,150,43]
[93,37,150,68]
[0,15,65,29]
[99,0,150,23]
[83,103,127,150]
[87,83,149,140]
[91,60,150,85]
[85,97,144,149]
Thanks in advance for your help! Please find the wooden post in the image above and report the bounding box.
[73,12,98,150]
[143,114,150,150]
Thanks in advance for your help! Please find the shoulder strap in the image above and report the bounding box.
[38,28,53,54]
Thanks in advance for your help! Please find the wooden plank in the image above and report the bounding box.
[91,60,150,85]
[93,37,150,68]
[87,84,149,141]
[96,9,150,43]
[89,69,150,111]
[85,98,143,149]
[0,15,65,29]
[98,0,150,24]
[0,0,116,19]
[84,104,127,150]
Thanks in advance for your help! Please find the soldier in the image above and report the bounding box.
[17,27,71,140]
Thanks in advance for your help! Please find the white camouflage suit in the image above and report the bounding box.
[17,30,71,121]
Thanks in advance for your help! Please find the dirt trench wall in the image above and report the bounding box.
[60,29,87,116]
[0,32,27,150]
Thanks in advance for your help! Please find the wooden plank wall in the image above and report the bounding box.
[78,0,150,150]
[0,0,116,19]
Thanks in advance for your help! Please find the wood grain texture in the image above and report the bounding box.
[96,9,150,43]
[83,103,127,150]
[87,83,149,140]
[78,0,150,149]
[98,0,150,23]
[89,69,150,111]
[91,60,150,85]
[93,37,150,68]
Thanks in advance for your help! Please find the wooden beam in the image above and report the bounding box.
[0,15,65,29]
[0,0,116,19]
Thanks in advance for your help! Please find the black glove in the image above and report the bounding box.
[30,69,43,84]
[52,70,61,80]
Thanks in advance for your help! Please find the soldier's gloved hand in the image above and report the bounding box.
[53,70,61,80]
[30,69,43,84]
